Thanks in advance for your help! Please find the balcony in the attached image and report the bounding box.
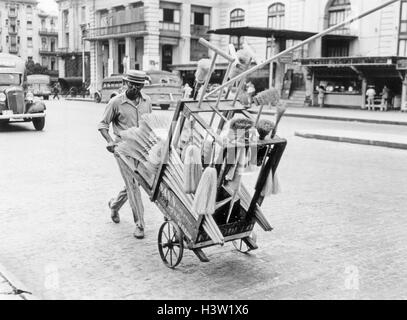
[39,28,58,36]
[9,46,18,54]
[8,11,18,18]
[39,48,58,56]
[159,22,180,38]
[190,25,210,39]
[8,28,18,35]
[84,21,147,40]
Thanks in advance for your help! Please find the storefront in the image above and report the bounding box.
[301,56,407,110]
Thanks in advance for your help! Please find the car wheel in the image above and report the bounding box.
[33,118,45,131]
[160,104,170,110]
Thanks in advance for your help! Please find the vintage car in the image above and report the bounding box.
[95,70,183,110]
[0,54,46,131]
[27,74,52,100]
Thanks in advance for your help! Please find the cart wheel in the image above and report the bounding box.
[158,221,184,269]
[232,232,257,254]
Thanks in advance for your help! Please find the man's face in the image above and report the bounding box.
[126,81,144,98]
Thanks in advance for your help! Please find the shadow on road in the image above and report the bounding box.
[0,123,37,133]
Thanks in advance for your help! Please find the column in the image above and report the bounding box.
[125,37,136,72]
[402,74,407,111]
[176,0,191,64]
[108,39,118,75]
[361,78,367,109]
[143,0,160,70]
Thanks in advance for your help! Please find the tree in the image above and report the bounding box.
[26,60,48,75]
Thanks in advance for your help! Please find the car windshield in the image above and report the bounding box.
[0,73,21,85]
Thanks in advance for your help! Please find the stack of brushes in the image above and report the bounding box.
[117,114,225,245]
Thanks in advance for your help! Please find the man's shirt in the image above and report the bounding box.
[98,92,152,139]
[366,89,376,98]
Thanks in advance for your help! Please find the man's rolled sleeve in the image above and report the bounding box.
[98,101,116,131]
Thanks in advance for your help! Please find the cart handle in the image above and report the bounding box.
[198,38,235,63]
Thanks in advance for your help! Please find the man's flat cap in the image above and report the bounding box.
[123,70,147,84]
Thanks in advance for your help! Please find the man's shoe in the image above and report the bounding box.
[133,226,145,239]
[108,199,120,224]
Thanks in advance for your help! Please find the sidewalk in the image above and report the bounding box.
[0,263,36,300]
[250,106,407,150]
[249,105,407,126]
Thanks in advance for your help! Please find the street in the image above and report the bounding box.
[0,99,407,300]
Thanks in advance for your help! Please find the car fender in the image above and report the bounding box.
[27,101,46,114]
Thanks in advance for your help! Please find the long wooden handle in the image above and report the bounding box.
[204,0,399,99]
[199,38,235,62]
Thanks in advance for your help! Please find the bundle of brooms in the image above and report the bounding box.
[116,114,225,245]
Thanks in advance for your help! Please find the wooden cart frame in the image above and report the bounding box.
[117,97,287,268]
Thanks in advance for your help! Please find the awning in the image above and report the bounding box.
[207,26,357,41]
[208,26,316,41]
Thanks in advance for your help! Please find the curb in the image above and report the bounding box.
[0,262,39,300]
[295,131,407,150]
[248,109,407,126]
[65,98,95,102]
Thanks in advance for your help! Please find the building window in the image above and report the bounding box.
[51,58,56,71]
[26,5,32,15]
[399,0,407,55]
[5,19,8,26]
[42,57,47,67]
[17,36,20,44]
[42,38,47,50]
[230,9,245,50]
[27,21,33,29]
[6,36,9,43]
[27,37,33,47]
[268,3,285,29]
[190,38,209,61]
[159,8,180,31]
[327,0,352,34]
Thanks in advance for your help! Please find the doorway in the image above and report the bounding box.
[162,45,173,71]
[118,41,125,74]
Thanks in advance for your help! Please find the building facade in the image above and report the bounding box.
[0,0,59,77]
[38,10,59,78]
[78,0,406,108]
[56,0,90,81]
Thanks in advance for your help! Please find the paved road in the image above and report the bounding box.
[0,100,406,300]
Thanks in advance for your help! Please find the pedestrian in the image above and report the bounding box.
[381,85,390,111]
[366,85,376,111]
[182,83,193,99]
[98,70,152,239]
[317,85,325,108]
[52,84,60,100]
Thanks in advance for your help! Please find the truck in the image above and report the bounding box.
[0,54,46,131]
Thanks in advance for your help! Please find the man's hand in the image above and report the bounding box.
[106,142,117,153]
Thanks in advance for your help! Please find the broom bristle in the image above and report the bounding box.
[192,167,217,215]
[184,145,203,194]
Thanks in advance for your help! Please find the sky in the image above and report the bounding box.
[37,0,58,14]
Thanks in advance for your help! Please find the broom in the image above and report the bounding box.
[183,119,203,194]
[261,102,287,196]
[192,141,218,216]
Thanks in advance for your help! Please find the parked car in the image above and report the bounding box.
[95,70,183,110]
[0,53,46,131]
[27,74,52,100]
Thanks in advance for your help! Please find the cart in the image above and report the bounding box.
[115,38,287,268]
[116,96,286,268]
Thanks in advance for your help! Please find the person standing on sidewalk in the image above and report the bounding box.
[381,85,390,111]
[317,86,325,108]
[366,85,376,111]
[98,70,152,239]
